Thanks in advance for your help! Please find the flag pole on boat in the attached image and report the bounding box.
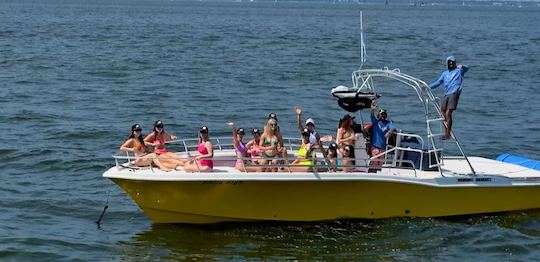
[359,11,367,70]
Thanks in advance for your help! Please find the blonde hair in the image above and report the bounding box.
[263,118,281,137]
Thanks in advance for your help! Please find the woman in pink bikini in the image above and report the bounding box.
[143,120,184,169]
[184,126,214,172]
[246,128,263,166]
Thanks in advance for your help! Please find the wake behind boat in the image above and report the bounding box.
[103,68,540,224]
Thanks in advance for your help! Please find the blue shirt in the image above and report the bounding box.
[371,114,395,149]
[429,66,469,95]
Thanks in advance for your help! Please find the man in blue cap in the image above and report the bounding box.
[423,56,469,140]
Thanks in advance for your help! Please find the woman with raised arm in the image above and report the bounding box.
[227,122,252,171]
[183,126,214,172]
[143,120,184,169]
[120,124,174,171]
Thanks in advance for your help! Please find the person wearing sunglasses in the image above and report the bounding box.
[143,120,184,169]
[246,128,263,166]
[370,101,396,169]
[325,142,339,172]
[259,117,286,172]
[290,128,316,172]
[227,122,255,171]
[423,55,469,140]
[119,124,174,171]
[183,126,214,172]
[295,106,330,162]
[340,144,355,172]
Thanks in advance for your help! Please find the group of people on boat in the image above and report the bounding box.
[119,101,398,173]
[118,55,467,173]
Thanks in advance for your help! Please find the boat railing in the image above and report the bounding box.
[111,151,393,174]
[113,135,433,174]
[164,137,304,154]
[348,68,476,176]
[366,131,441,175]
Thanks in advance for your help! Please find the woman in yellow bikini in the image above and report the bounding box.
[290,128,315,172]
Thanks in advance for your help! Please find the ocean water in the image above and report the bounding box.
[1,0,540,260]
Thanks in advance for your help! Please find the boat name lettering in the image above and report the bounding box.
[474,178,491,182]
[202,181,243,185]
[226,181,243,185]
[202,181,223,184]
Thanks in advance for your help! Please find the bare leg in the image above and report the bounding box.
[164,152,185,167]
[443,109,454,139]
[271,159,278,172]
[289,165,311,172]
[153,157,174,172]
[183,161,212,172]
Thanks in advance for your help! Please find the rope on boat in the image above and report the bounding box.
[97,165,113,229]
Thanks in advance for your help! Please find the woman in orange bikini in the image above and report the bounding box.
[119,124,174,171]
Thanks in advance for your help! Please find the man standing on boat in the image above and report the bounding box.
[370,101,395,169]
[423,55,469,140]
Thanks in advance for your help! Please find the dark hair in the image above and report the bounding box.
[199,126,209,143]
[153,120,164,133]
[126,128,146,153]
[343,145,355,158]
[327,145,337,159]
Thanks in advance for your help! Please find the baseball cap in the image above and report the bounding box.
[200,126,209,134]
[268,112,278,121]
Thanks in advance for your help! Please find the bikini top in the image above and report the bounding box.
[297,144,313,159]
[263,136,279,146]
[235,141,248,154]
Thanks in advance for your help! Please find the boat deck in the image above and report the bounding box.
[104,149,540,188]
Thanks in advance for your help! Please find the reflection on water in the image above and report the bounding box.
[116,213,540,260]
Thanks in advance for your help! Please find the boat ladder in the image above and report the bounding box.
[425,100,476,176]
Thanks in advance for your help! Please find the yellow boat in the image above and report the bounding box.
[103,68,540,224]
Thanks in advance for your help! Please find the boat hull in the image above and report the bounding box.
[111,178,540,224]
